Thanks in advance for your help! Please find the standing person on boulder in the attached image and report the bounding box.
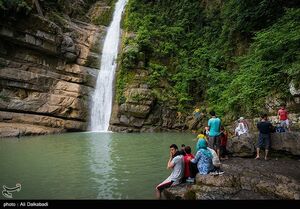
[255,113,273,161]
[278,103,290,132]
[191,108,201,133]
[155,144,184,199]
[207,111,221,158]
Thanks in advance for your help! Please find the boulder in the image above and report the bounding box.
[270,132,300,155]
[61,35,78,62]
[227,133,257,157]
[227,132,300,157]
[290,82,300,96]
[120,103,151,118]
[125,88,154,106]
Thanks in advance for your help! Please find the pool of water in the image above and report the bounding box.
[0,132,196,199]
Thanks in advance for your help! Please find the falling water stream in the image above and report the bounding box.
[90,0,127,131]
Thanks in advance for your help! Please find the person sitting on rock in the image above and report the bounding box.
[182,146,195,183]
[278,103,290,132]
[207,147,224,175]
[179,144,186,156]
[155,144,184,199]
[190,139,214,176]
[195,131,207,152]
[234,117,249,136]
[255,113,273,161]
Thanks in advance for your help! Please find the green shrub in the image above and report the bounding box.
[0,0,32,16]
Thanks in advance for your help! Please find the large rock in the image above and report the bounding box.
[0,111,85,130]
[61,35,78,62]
[227,132,300,157]
[120,103,151,118]
[125,88,154,106]
[290,82,300,97]
[271,132,300,155]
[0,122,63,138]
[227,133,257,157]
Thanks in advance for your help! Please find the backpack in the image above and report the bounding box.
[275,126,285,133]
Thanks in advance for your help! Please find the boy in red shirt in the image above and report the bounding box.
[278,104,290,131]
[183,146,195,183]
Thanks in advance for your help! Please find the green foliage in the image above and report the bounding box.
[91,8,112,26]
[214,8,300,117]
[0,92,10,102]
[147,62,168,87]
[0,0,32,16]
[131,93,143,102]
[121,42,139,69]
[115,66,135,105]
[89,0,116,26]
[222,0,284,34]
[120,0,300,119]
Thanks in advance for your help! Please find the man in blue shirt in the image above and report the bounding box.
[208,111,221,158]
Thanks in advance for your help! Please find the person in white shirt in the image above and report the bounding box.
[235,117,249,136]
[155,144,184,199]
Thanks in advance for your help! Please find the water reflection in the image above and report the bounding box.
[87,132,121,199]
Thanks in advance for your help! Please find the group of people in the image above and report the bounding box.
[156,104,291,199]
[156,111,227,199]
[234,103,290,137]
[255,104,290,160]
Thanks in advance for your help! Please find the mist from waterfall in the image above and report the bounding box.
[90,0,127,131]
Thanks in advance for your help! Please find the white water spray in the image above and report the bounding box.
[90,0,127,131]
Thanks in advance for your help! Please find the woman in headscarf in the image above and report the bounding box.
[190,139,214,175]
[235,117,249,136]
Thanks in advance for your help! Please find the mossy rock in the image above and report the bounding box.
[88,1,117,26]
[83,53,100,69]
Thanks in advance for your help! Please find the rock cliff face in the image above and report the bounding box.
[0,14,104,137]
[110,69,190,132]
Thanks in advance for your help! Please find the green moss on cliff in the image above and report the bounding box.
[89,1,117,27]
[115,66,135,105]
[120,0,300,119]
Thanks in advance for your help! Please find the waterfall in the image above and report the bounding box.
[90,0,127,131]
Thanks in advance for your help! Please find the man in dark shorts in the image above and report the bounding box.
[155,144,184,199]
[255,113,273,160]
[208,111,221,158]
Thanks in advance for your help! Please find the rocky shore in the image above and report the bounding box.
[164,157,300,200]
[164,132,300,200]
